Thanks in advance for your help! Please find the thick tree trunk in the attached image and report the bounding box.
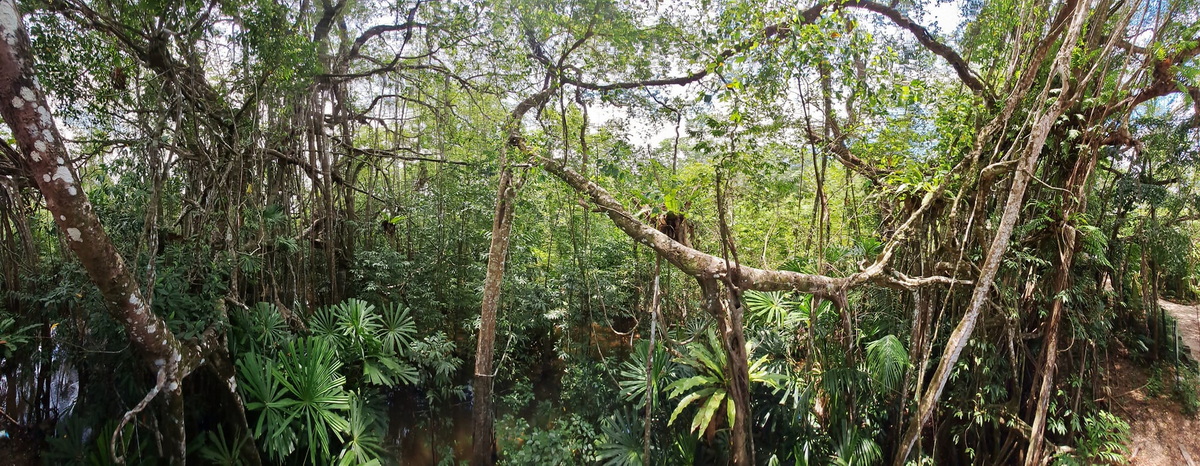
[0,1,187,462]
[470,162,516,466]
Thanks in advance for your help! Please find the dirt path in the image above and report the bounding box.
[1160,300,1200,364]
[1116,300,1200,465]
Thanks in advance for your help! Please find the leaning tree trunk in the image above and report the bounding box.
[894,2,1090,463]
[0,1,187,462]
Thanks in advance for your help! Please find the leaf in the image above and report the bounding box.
[668,387,718,426]
[866,335,910,393]
[690,390,726,435]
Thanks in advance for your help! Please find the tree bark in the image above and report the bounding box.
[0,1,187,462]
[470,85,556,466]
[1024,149,1097,465]
[470,159,516,466]
[893,2,1090,463]
[703,279,754,466]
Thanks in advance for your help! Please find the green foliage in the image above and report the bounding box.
[865,335,909,393]
[497,413,598,465]
[595,409,645,466]
[617,340,678,410]
[235,298,416,464]
[194,425,250,466]
[1176,367,1200,416]
[312,299,419,387]
[238,352,297,460]
[0,314,39,359]
[744,290,795,328]
[274,338,352,462]
[336,393,388,466]
[665,330,780,436]
[232,302,290,355]
[1052,411,1130,465]
[7,0,1200,463]
[831,425,883,466]
[44,418,154,466]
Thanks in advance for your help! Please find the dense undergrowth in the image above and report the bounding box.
[0,0,1198,464]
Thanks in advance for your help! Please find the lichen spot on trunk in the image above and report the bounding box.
[0,0,22,47]
[52,165,73,184]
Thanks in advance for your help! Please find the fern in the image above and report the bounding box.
[1077,224,1113,269]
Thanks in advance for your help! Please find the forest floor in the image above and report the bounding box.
[1114,299,1200,466]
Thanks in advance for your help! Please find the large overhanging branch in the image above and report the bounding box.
[344,22,427,60]
[537,157,968,306]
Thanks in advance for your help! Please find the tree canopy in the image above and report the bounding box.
[0,0,1198,464]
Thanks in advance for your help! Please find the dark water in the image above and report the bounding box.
[0,341,78,465]
[389,387,475,464]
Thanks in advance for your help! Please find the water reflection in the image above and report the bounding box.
[0,340,79,426]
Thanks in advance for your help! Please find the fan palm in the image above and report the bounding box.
[275,337,351,463]
[617,340,678,410]
[596,408,645,466]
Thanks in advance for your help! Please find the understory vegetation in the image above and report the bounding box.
[0,0,1199,464]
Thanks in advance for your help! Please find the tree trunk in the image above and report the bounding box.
[894,3,1089,462]
[470,161,517,466]
[699,278,754,466]
[0,1,187,462]
[1025,148,1097,465]
[469,84,556,465]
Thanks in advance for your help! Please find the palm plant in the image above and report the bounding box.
[336,392,387,466]
[194,425,250,466]
[744,291,795,329]
[334,299,383,359]
[310,299,418,387]
[276,337,352,462]
[831,425,883,466]
[231,302,291,355]
[743,290,833,331]
[617,340,678,410]
[595,408,645,466]
[378,302,416,354]
[864,334,909,393]
[238,337,351,463]
[237,352,297,461]
[664,330,782,436]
